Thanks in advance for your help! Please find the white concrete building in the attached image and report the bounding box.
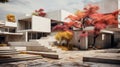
[118,0,120,28]
[0,10,72,43]
[8,10,74,51]
[15,10,74,42]
[17,16,51,42]
[0,20,23,44]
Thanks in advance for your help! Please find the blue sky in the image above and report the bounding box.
[0,0,101,20]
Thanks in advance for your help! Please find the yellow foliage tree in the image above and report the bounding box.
[55,31,73,49]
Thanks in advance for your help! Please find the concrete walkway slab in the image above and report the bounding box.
[0,54,42,64]
[22,51,59,59]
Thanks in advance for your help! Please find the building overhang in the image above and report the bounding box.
[17,30,50,33]
[0,20,17,28]
[105,28,120,32]
[18,16,32,21]
[0,32,23,35]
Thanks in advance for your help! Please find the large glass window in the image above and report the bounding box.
[28,32,48,41]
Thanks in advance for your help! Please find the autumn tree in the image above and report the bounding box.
[53,4,119,49]
[66,4,119,48]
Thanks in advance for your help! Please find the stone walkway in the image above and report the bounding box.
[0,48,120,67]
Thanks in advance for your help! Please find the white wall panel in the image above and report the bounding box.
[46,10,61,21]
[32,16,51,32]
[46,10,73,22]
[5,21,17,27]
[118,0,120,28]
[61,10,74,22]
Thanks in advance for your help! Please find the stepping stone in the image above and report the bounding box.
[21,51,59,59]
[0,54,42,64]
[83,53,120,65]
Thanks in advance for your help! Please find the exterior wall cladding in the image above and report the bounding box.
[46,10,74,22]
[32,16,51,32]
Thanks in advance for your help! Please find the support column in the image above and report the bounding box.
[36,32,38,39]
[31,32,32,40]
[118,0,120,28]
[25,32,28,42]
[7,28,9,32]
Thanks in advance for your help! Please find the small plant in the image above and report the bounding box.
[32,8,46,17]
[6,14,16,22]
[52,22,81,50]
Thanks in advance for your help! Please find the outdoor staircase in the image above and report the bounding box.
[9,32,64,53]
[29,32,64,53]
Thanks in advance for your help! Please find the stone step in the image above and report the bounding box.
[26,46,56,52]
[37,41,62,51]
[83,57,120,65]
[22,51,59,59]
[0,54,42,64]
[83,53,120,65]
[9,41,56,52]
[28,33,64,53]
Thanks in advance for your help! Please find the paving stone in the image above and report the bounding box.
[23,51,59,59]
[0,49,120,67]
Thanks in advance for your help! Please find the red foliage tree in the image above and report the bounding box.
[52,4,119,49]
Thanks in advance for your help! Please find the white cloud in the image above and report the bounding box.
[0,0,101,20]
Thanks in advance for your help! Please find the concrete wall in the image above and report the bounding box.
[72,31,88,49]
[46,10,61,21]
[61,10,73,22]
[118,0,120,28]
[114,32,120,46]
[93,0,118,13]
[32,16,51,32]
[88,33,112,48]
[5,21,17,27]
[46,10,73,22]
[6,32,26,42]
[7,35,24,42]
[17,20,31,30]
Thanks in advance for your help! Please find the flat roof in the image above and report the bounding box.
[17,30,50,33]
[105,28,120,32]
[0,32,23,35]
